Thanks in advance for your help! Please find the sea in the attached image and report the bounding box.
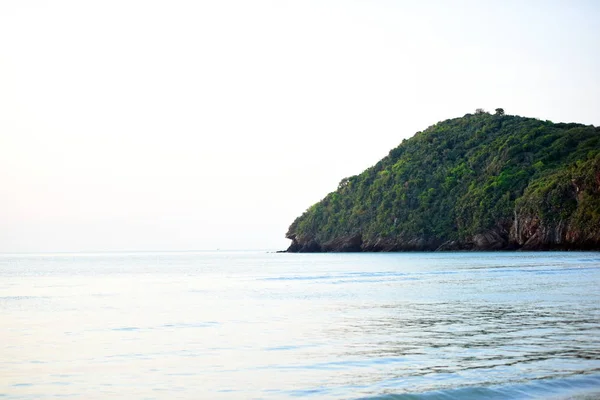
[1,251,599,399]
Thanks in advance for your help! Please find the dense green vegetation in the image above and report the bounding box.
[287,111,600,250]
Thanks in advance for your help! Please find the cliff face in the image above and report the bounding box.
[285,113,600,252]
[286,224,600,252]
[510,163,600,250]
[287,211,600,252]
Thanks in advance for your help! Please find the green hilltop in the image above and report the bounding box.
[286,110,600,252]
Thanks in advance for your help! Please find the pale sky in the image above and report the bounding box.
[1,0,599,252]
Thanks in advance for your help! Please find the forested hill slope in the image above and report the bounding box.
[286,111,600,252]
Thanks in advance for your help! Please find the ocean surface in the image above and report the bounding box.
[1,251,600,399]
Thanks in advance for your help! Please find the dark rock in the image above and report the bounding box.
[322,234,363,252]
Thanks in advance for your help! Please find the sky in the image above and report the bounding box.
[1,0,599,252]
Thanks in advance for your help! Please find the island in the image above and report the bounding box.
[285,109,600,252]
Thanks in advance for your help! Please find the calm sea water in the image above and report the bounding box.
[1,251,600,399]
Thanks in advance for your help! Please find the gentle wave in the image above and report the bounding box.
[360,374,600,399]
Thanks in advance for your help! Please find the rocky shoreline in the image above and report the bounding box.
[286,215,600,252]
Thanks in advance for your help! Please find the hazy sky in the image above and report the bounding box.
[1,0,599,252]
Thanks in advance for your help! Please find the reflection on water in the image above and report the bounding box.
[0,251,599,399]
